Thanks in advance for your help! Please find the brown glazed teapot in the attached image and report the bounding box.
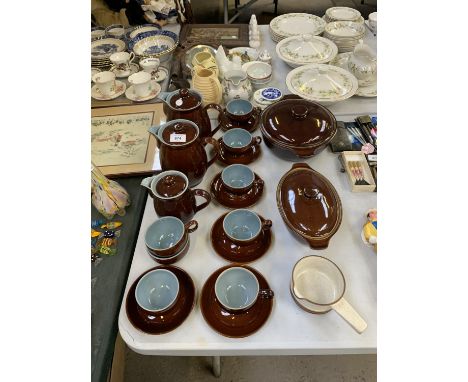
[158,88,224,141]
[148,119,221,187]
[141,170,211,223]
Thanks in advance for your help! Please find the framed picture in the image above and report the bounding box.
[179,24,249,48]
[91,103,164,177]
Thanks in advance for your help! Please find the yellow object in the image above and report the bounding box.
[362,209,377,252]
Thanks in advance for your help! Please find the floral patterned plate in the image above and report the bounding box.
[276,35,338,67]
[91,38,126,59]
[325,7,361,22]
[269,13,326,39]
[286,63,358,105]
[355,82,376,97]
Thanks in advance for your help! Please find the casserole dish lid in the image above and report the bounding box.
[261,99,336,147]
[276,163,342,247]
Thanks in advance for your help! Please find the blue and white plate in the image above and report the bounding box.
[91,38,126,59]
[128,30,178,59]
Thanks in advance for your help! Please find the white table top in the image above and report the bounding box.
[118,24,377,356]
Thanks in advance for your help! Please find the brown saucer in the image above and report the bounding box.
[217,137,261,165]
[210,213,272,263]
[200,265,274,338]
[210,172,264,209]
[126,265,195,335]
[220,111,260,133]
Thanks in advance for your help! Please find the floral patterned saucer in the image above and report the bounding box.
[91,80,126,100]
[125,80,161,102]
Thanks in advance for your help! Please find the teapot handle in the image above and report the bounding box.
[203,103,224,136]
[204,137,221,168]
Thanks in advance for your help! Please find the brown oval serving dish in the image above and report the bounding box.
[200,264,274,338]
[125,265,195,334]
[276,163,342,249]
[260,97,337,161]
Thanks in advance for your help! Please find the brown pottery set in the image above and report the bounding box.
[142,170,211,223]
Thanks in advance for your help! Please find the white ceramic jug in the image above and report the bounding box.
[222,70,253,103]
[348,40,377,86]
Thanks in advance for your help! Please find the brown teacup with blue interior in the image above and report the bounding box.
[221,128,262,155]
[225,99,257,122]
[222,209,272,245]
[221,164,264,195]
[145,216,198,258]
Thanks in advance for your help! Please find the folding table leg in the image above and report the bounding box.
[212,356,221,377]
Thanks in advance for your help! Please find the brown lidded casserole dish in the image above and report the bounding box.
[276,163,342,249]
[260,97,337,161]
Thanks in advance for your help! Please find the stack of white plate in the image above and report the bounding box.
[276,35,338,68]
[91,37,126,70]
[323,21,366,53]
[323,6,364,24]
[269,13,326,43]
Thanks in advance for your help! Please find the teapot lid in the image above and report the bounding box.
[155,171,188,198]
[159,119,199,146]
[168,88,202,110]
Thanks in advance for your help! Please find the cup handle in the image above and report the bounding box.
[129,52,135,64]
[193,189,211,212]
[203,103,225,136]
[262,219,272,231]
[254,178,264,188]
[204,137,221,168]
[253,106,262,116]
[253,136,262,146]
[331,298,368,334]
[185,220,198,234]
[259,289,274,299]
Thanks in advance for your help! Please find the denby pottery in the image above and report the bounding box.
[215,267,274,312]
[144,216,198,258]
[210,171,264,209]
[157,88,224,140]
[126,266,195,335]
[148,119,221,187]
[260,98,337,160]
[223,209,272,245]
[135,268,180,312]
[211,213,272,262]
[141,170,211,223]
[291,256,367,334]
[276,163,342,249]
[200,265,274,337]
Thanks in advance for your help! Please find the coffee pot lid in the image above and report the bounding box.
[159,119,199,146]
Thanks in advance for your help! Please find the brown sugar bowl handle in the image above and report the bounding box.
[261,219,272,232]
[203,103,225,136]
[259,289,274,299]
[253,178,264,189]
[185,220,198,234]
[204,137,221,168]
[192,189,211,212]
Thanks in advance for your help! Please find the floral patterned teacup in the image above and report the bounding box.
[110,52,135,72]
[128,71,152,97]
[92,71,116,96]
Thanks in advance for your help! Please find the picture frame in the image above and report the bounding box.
[179,24,249,48]
[91,103,164,178]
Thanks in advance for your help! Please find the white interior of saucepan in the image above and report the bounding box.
[292,256,345,305]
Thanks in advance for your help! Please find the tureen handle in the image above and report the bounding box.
[291,163,311,170]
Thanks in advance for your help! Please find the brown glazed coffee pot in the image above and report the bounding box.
[158,88,224,141]
[141,170,211,223]
[148,119,221,187]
